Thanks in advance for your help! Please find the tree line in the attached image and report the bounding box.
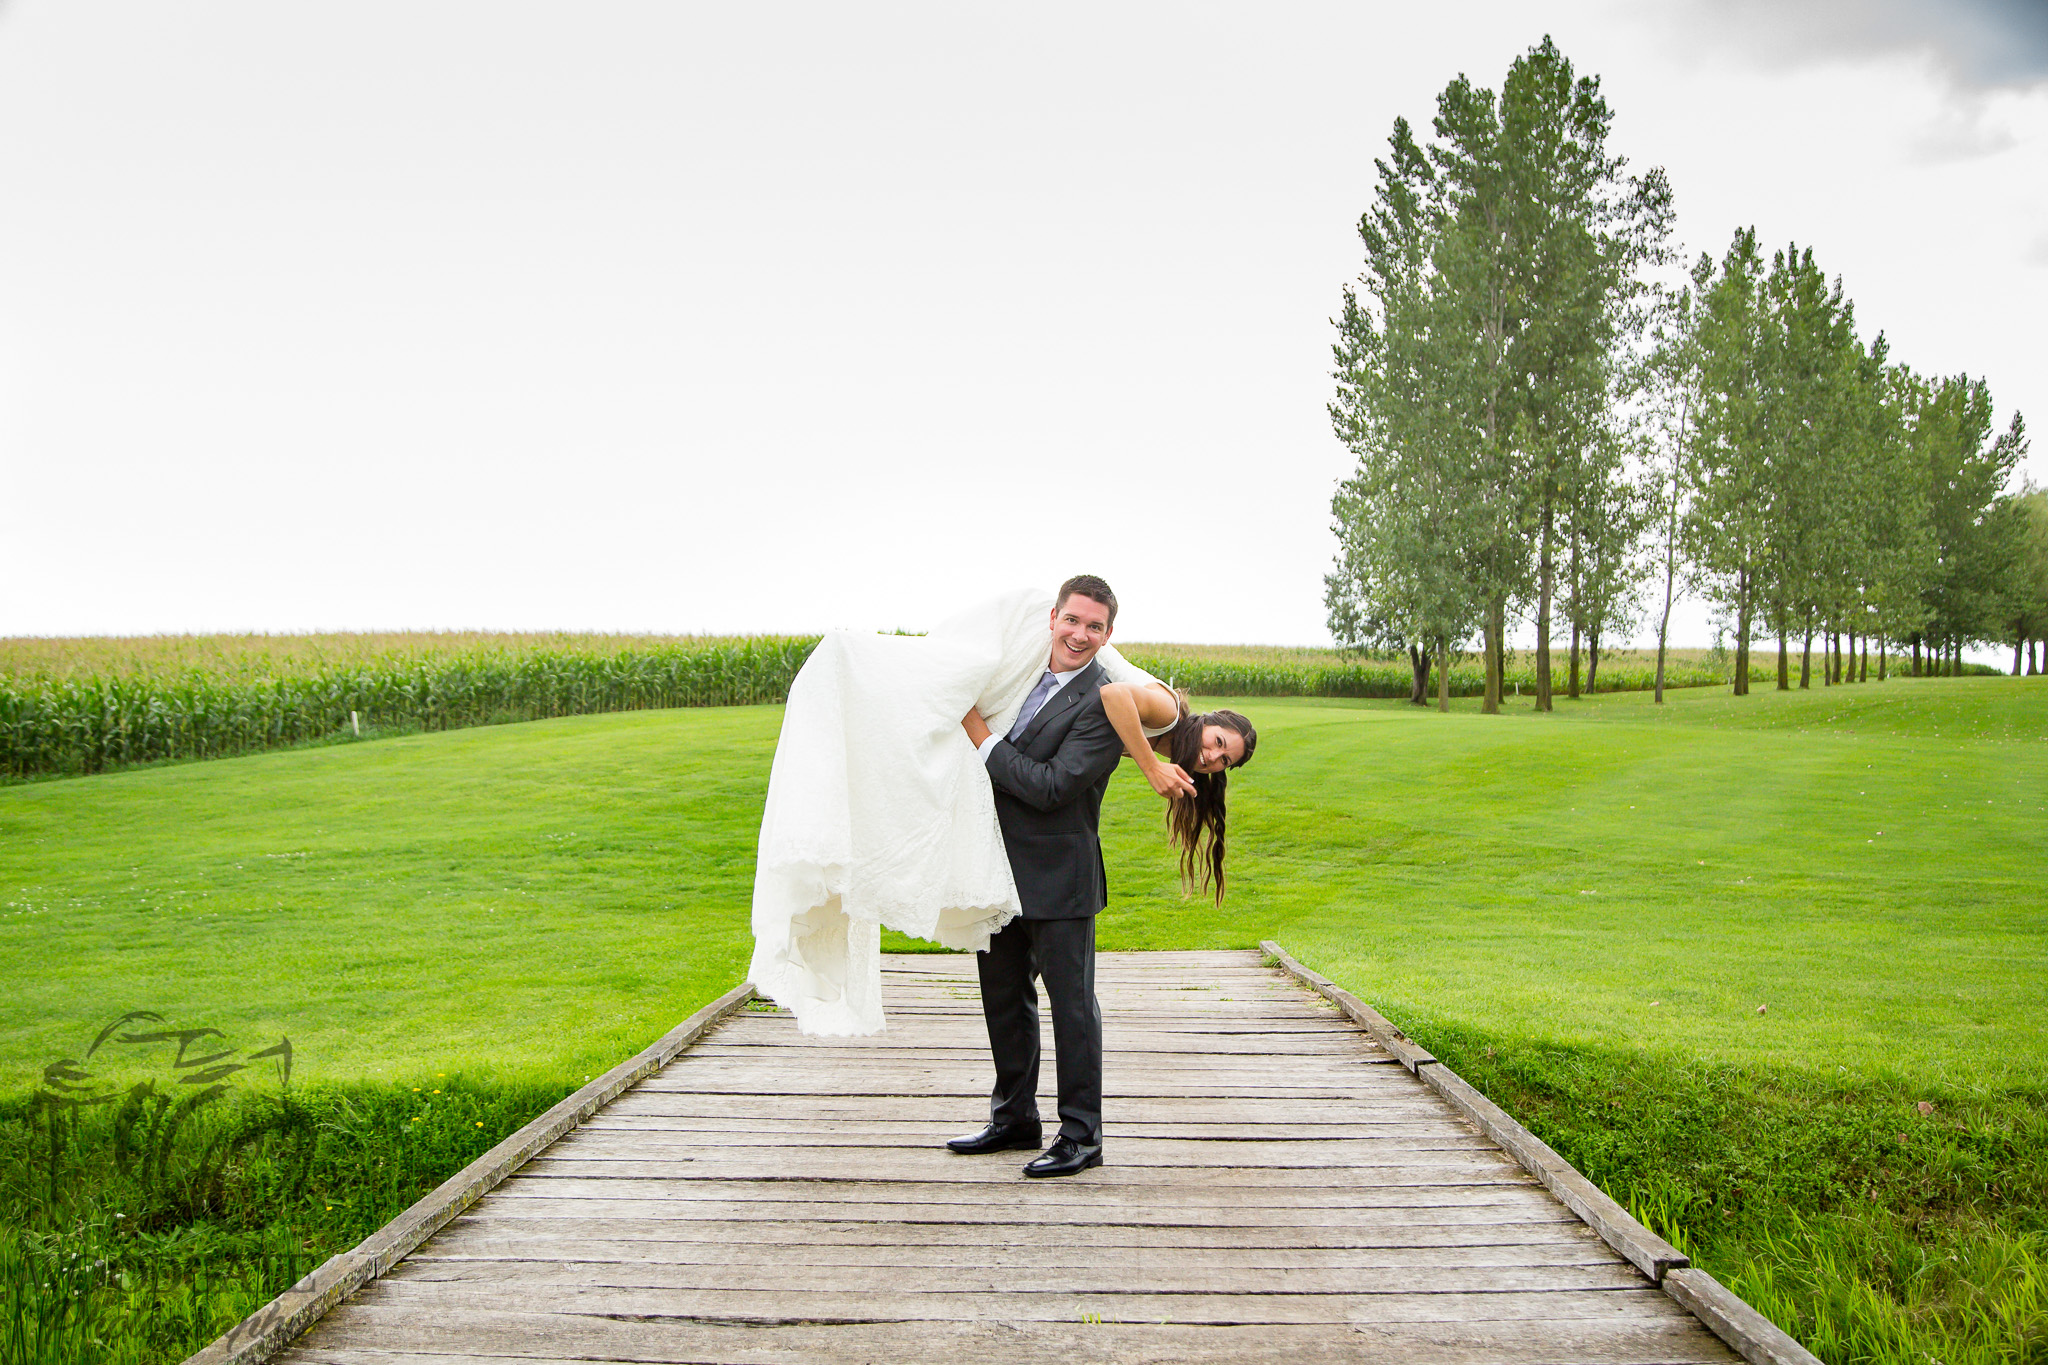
[1325,37,2046,710]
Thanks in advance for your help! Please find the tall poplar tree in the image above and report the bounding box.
[1907,375,2030,667]
[1681,230,1771,695]
[1327,118,1482,708]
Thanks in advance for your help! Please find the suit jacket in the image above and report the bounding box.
[983,658,1125,921]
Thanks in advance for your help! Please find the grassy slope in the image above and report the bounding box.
[4,677,2042,1092]
[1207,681,2047,1090]
[0,707,773,1090]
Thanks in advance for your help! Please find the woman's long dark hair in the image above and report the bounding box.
[1162,703,1257,903]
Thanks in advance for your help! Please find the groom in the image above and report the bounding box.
[948,574,1125,1178]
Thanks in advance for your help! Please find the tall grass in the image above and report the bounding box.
[0,636,819,780]
[1425,1027,2048,1365]
[0,1008,567,1365]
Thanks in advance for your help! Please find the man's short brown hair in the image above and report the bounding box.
[1057,574,1117,629]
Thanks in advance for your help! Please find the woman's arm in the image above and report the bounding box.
[1100,682,1194,799]
[961,708,992,747]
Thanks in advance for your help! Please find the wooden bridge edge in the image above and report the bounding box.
[1258,939,1821,1365]
[177,980,760,1365]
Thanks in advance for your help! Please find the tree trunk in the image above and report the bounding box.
[1733,572,1752,696]
[1831,631,1842,686]
[1568,619,1581,699]
[1911,636,1921,676]
[1653,598,1671,706]
[1799,610,1813,689]
[1860,634,1868,683]
[1587,627,1601,693]
[1777,629,1790,692]
[2031,638,2040,676]
[2015,637,2025,676]
[1879,637,1887,681]
[1482,598,1504,715]
[1496,601,1510,704]
[1409,643,1431,705]
[1437,636,1450,712]
[1534,499,1554,712]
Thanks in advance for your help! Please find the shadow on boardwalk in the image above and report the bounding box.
[276,950,1737,1365]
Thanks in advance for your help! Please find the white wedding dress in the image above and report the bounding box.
[747,588,1170,1036]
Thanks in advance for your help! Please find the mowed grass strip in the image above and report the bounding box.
[3,677,2043,1091]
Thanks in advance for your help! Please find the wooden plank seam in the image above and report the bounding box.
[1258,939,1820,1365]
[179,981,758,1365]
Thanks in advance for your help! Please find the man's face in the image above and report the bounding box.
[1048,593,1113,673]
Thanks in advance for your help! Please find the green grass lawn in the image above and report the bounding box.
[7,676,2041,1093]
[4,675,2045,1364]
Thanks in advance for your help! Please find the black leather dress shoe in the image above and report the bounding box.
[1023,1135,1103,1178]
[945,1120,1043,1154]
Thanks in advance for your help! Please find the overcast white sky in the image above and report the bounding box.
[2,0,2043,647]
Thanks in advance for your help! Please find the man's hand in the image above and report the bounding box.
[962,708,992,747]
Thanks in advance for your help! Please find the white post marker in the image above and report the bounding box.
[350,710,360,737]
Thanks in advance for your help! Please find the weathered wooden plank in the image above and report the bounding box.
[535,1135,1512,1166]
[384,1257,1651,1295]
[656,1058,1405,1080]
[554,1127,1495,1152]
[595,1095,1464,1123]
[427,1212,1592,1249]
[348,1278,1698,1326]
[408,1236,1618,1270]
[283,1312,1738,1365]
[517,1156,1522,1183]
[694,1035,1388,1056]
[550,1131,1496,1156]
[485,1171,1547,1204]
[459,1196,1578,1228]
[572,1116,1485,1140]
[502,1162,1525,1190]
[787,1013,1358,1032]
[632,1075,1418,1099]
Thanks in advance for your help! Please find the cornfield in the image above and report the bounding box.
[0,634,820,780]
[3,632,1796,782]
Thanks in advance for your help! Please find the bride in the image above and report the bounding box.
[748,586,1256,1036]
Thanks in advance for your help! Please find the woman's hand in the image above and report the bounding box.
[961,708,992,747]
[1143,758,1196,801]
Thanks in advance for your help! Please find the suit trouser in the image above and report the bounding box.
[976,915,1102,1145]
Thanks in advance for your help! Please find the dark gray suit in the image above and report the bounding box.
[978,658,1125,1145]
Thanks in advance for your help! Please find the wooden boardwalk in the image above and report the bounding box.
[278,950,1740,1364]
